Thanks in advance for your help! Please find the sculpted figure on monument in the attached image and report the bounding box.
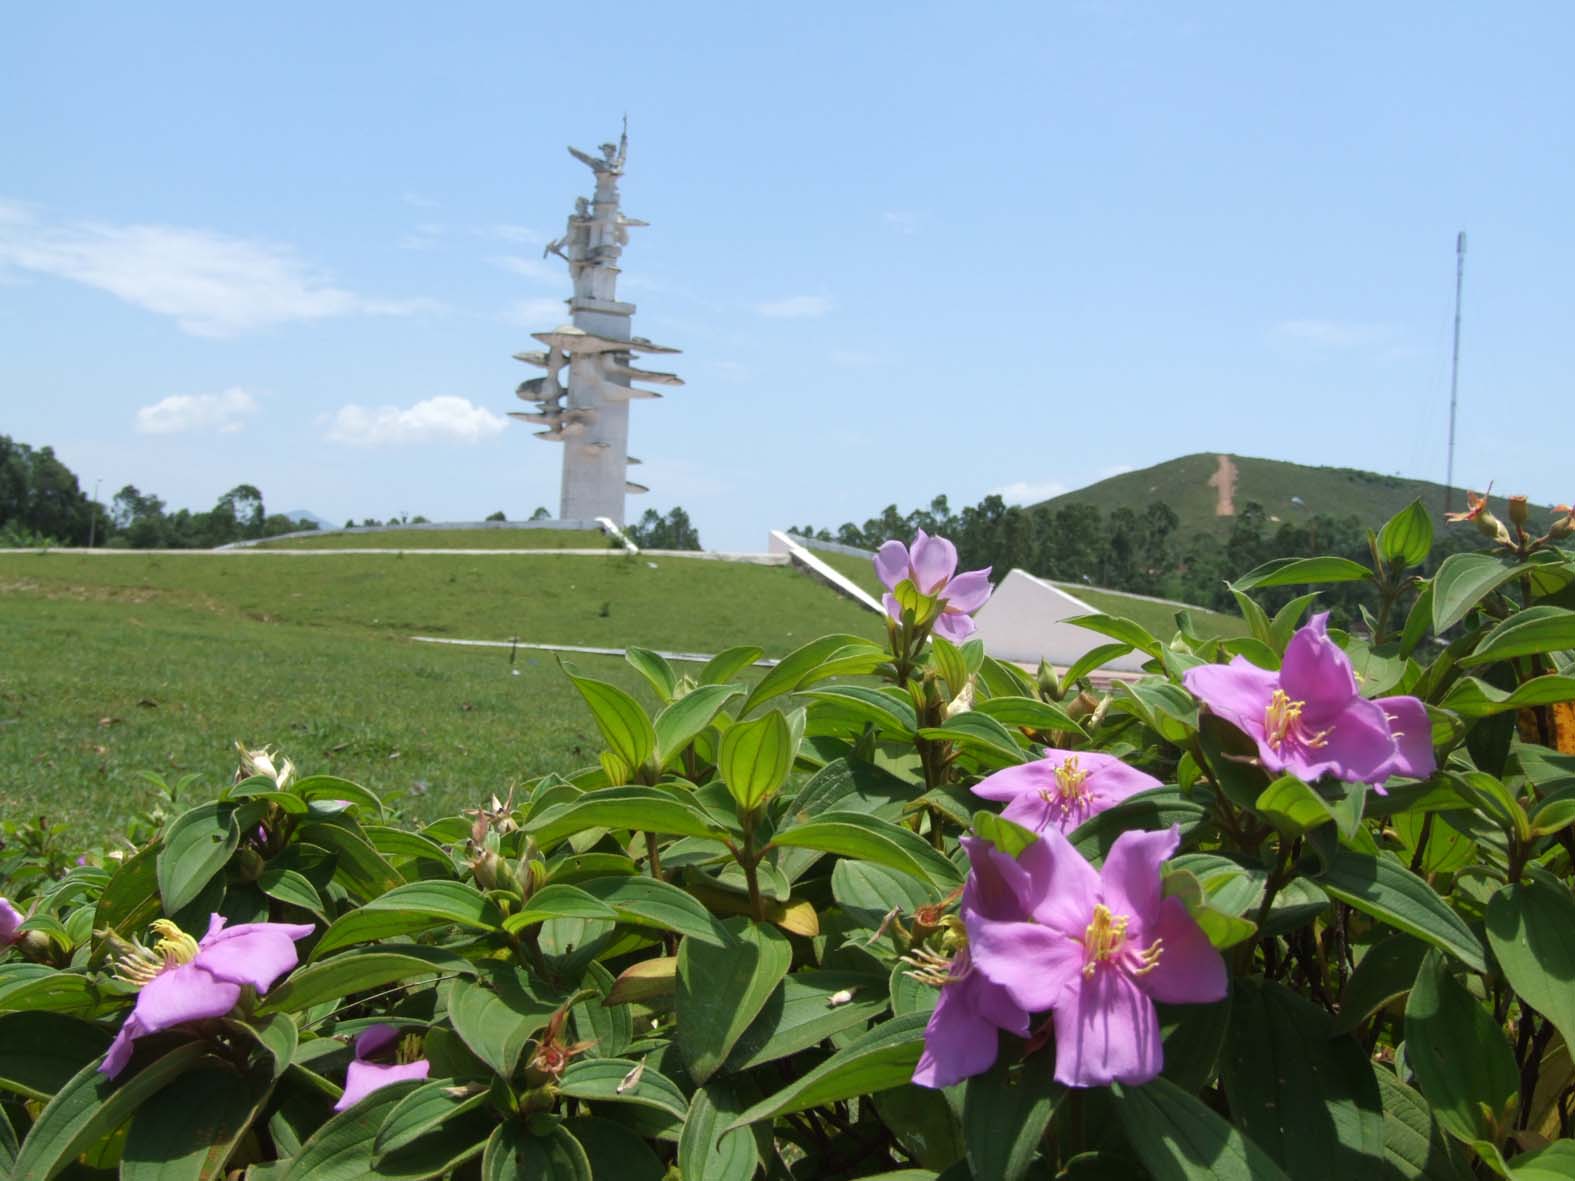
[567,124,627,179]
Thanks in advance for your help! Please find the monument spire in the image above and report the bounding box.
[510,122,681,525]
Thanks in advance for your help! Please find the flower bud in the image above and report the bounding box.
[1551,506,1574,540]
[1508,495,1530,529]
[19,930,55,962]
[1036,660,1060,701]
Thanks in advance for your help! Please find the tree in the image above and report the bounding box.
[530,507,552,521]
[486,511,507,522]
[625,506,702,551]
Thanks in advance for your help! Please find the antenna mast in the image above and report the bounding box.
[1444,231,1466,513]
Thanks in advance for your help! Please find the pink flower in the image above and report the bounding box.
[101,915,314,1077]
[0,898,22,946]
[911,836,1035,1088]
[972,750,1162,834]
[967,824,1226,1088]
[1182,612,1435,790]
[335,1024,431,1111]
[874,529,992,642]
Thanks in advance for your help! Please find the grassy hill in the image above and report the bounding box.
[252,527,610,550]
[0,551,881,836]
[1036,452,1554,535]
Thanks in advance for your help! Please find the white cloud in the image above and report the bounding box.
[0,203,436,336]
[490,224,543,245]
[508,296,568,325]
[757,295,833,319]
[495,255,562,284]
[883,210,921,235]
[991,479,1068,505]
[135,388,258,435]
[323,396,508,447]
[1273,319,1391,348]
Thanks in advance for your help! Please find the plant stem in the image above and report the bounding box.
[644,831,663,880]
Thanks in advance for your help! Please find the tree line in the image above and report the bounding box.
[793,492,1492,622]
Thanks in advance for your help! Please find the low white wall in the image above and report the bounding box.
[971,569,1150,672]
[768,531,884,612]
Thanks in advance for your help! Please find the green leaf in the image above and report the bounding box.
[562,663,656,772]
[974,694,1085,735]
[1333,934,1427,1034]
[313,880,504,956]
[93,842,164,941]
[700,645,765,686]
[1378,500,1435,570]
[482,1122,591,1181]
[1484,877,1575,1057]
[831,860,938,931]
[1221,978,1383,1180]
[12,1039,208,1181]
[1508,1141,1575,1181]
[1432,553,1528,633]
[1270,592,1323,651]
[1069,788,1210,861]
[654,683,744,768]
[1439,674,1575,718]
[723,970,889,1071]
[801,684,918,740]
[258,867,327,918]
[1061,642,1137,688]
[579,875,730,946]
[557,1057,689,1120]
[0,968,97,1016]
[279,1078,420,1180]
[561,1116,666,1181]
[1232,587,1275,649]
[372,1079,489,1159]
[972,810,1041,860]
[1109,680,1199,744]
[1404,950,1518,1146]
[570,960,630,1059]
[917,711,1030,764]
[447,967,558,1079]
[625,646,679,701]
[727,1011,929,1128]
[740,633,876,715]
[1313,840,1485,972]
[296,818,405,901]
[962,1051,1062,1181]
[290,774,385,816]
[1400,583,1436,657]
[1233,555,1373,591]
[1064,613,1163,658]
[929,634,970,697]
[676,919,792,1085]
[525,785,726,846]
[1460,605,1575,667]
[1373,1067,1474,1181]
[770,810,962,890]
[120,1066,268,1181]
[719,709,798,811]
[158,801,241,914]
[499,883,619,934]
[1113,1074,1292,1180]
[1254,775,1335,838]
[0,1011,111,1100]
[678,1081,759,1181]
[258,947,474,1015]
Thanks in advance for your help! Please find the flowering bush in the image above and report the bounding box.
[2,497,1575,1179]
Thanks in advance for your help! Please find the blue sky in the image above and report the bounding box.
[2,3,1570,549]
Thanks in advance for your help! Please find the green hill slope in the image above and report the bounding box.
[1036,452,1553,535]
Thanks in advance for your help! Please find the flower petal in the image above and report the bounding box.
[881,591,903,625]
[100,1016,146,1078]
[874,540,911,592]
[1281,613,1359,713]
[131,963,242,1033]
[909,531,957,596]
[1085,756,1164,810]
[968,917,1084,1012]
[1182,658,1277,737]
[335,1058,431,1112]
[1051,968,1163,1087]
[1374,696,1436,782]
[933,611,977,643]
[961,835,1038,921]
[1136,898,1228,1005]
[1292,695,1397,784]
[354,1023,402,1059]
[1020,825,1103,934]
[971,760,1054,804]
[0,898,21,946]
[196,922,313,994]
[912,983,1003,1089]
[1099,825,1180,930]
[943,568,993,614]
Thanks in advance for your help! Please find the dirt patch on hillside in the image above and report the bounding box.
[1208,454,1237,516]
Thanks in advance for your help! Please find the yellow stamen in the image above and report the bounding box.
[1081,904,1129,977]
[111,920,200,988]
[901,946,969,988]
[1263,689,1330,753]
[1038,755,1092,820]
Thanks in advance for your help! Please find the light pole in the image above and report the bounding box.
[88,477,101,548]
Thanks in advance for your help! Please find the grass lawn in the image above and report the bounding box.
[252,527,611,550]
[804,545,1246,641]
[0,552,880,837]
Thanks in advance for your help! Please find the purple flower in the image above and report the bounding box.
[1182,612,1435,790]
[335,1024,431,1111]
[967,824,1226,1088]
[101,915,314,1077]
[972,750,1162,834]
[0,898,22,947]
[911,835,1037,1088]
[874,529,993,642]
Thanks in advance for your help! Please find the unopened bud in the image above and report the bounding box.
[1551,506,1574,540]
[519,858,548,901]
[18,930,54,961]
[1065,690,1100,722]
[1036,660,1060,701]
[943,679,975,720]
[1475,509,1511,545]
[1508,495,1529,529]
[230,846,265,883]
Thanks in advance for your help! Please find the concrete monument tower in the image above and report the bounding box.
[509,122,682,525]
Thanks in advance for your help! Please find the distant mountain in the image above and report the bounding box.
[1035,453,1555,535]
[283,510,335,531]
